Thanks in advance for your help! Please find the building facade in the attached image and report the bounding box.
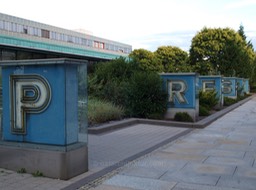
[0,12,132,62]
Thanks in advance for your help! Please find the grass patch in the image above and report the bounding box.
[88,97,125,126]
[32,170,44,177]
[17,168,27,174]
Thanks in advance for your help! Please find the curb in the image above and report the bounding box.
[88,94,255,134]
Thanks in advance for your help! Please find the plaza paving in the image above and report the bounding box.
[1,97,256,190]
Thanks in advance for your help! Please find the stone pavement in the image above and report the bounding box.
[85,97,256,190]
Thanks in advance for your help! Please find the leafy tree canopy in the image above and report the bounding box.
[129,49,163,72]
[189,27,255,78]
[155,46,190,72]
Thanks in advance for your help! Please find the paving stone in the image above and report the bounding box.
[217,176,256,190]
[103,174,177,190]
[160,170,220,186]
[244,151,256,160]
[173,140,217,149]
[217,144,256,152]
[130,156,187,171]
[152,151,208,163]
[204,156,253,167]
[173,182,240,190]
[202,149,245,158]
[234,166,256,178]
[120,166,166,179]
[216,138,251,145]
[180,133,224,141]
[181,163,236,176]
[162,146,205,154]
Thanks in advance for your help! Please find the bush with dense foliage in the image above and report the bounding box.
[174,112,194,122]
[199,105,210,116]
[88,57,135,106]
[89,57,168,120]
[125,71,168,118]
[199,90,218,110]
[223,97,237,106]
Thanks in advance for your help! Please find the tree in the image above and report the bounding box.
[237,25,256,83]
[238,24,254,50]
[189,27,254,78]
[129,49,163,72]
[154,46,190,73]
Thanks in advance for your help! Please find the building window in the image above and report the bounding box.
[99,42,104,49]
[10,22,17,32]
[0,20,3,30]
[17,24,23,33]
[93,41,104,49]
[88,40,93,47]
[4,21,9,31]
[50,31,56,40]
[93,41,99,48]
[41,29,50,38]
[81,38,86,45]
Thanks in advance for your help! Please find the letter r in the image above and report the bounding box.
[168,80,187,104]
[10,75,51,134]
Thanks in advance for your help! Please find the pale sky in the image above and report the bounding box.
[0,0,255,51]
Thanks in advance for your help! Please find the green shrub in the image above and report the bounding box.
[125,71,168,118]
[32,170,43,177]
[174,112,194,122]
[88,58,168,119]
[100,80,129,107]
[17,168,27,174]
[88,57,137,105]
[199,105,210,116]
[88,98,125,125]
[223,97,237,106]
[199,90,218,110]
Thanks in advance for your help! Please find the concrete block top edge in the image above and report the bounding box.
[0,58,87,66]
[199,75,223,78]
[160,72,199,76]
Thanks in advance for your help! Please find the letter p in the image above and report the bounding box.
[10,75,51,134]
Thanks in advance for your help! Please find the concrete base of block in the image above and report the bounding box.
[0,142,88,180]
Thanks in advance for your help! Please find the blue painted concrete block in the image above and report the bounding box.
[160,73,199,121]
[0,59,87,146]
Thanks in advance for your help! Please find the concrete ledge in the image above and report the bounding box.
[0,143,88,180]
[88,94,255,134]
[88,118,138,134]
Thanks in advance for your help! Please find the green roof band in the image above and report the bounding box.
[0,34,127,60]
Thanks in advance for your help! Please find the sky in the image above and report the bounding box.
[0,0,255,52]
